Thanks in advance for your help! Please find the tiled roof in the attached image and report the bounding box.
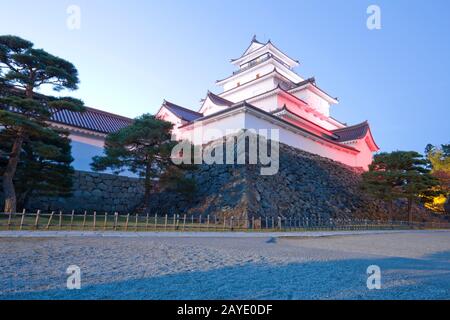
[50,107,133,134]
[206,91,233,106]
[295,77,316,87]
[288,77,338,102]
[1,87,133,134]
[162,100,203,121]
[332,121,370,142]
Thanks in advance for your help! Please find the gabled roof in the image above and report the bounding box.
[236,35,265,58]
[205,91,233,107]
[288,78,338,104]
[230,37,299,68]
[160,100,203,122]
[332,121,370,142]
[332,121,379,151]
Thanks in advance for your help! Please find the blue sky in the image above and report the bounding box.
[1,0,449,153]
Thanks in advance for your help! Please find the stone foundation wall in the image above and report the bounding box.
[1,171,145,213]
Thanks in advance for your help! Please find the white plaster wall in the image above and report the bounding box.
[176,112,246,145]
[248,95,279,113]
[291,88,331,118]
[353,137,375,170]
[276,96,338,131]
[176,110,361,168]
[69,131,105,148]
[156,107,187,138]
[222,63,275,92]
[243,113,358,167]
[200,99,229,116]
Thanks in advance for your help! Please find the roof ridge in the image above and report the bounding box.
[80,106,134,121]
[206,91,233,106]
[164,100,202,115]
[331,120,369,132]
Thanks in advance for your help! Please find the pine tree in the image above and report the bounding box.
[0,127,74,209]
[91,114,194,210]
[362,151,438,223]
[0,35,84,213]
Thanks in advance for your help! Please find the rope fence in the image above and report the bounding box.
[1,210,449,232]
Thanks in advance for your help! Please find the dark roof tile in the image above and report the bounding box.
[206,91,233,106]
[163,100,203,122]
[332,121,370,142]
[50,107,133,134]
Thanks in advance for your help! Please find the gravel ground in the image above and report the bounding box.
[0,230,449,300]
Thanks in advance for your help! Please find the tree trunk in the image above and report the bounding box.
[3,135,24,213]
[389,199,393,221]
[407,197,413,226]
[143,161,152,209]
[17,188,31,212]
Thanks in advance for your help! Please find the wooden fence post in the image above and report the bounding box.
[7,211,12,230]
[223,217,227,231]
[104,212,108,231]
[34,210,41,230]
[19,209,26,230]
[183,214,186,231]
[145,213,149,231]
[154,213,158,231]
[207,215,210,231]
[93,211,97,231]
[82,211,87,230]
[135,214,139,232]
[164,214,168,231]
[114,212,118,230]
[46,211,54,230]
[58,211,63,230]
[125,213,130,231]
[70,210,74,230]
[173,214,177,231]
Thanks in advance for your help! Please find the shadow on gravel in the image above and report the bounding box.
[2,251,450,300]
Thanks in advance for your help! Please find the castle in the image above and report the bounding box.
[156,37,379,169]
[20,37,378,172]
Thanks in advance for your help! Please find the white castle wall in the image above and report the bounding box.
[175,109,372,169]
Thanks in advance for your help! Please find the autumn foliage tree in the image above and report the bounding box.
[425,144,450,213]
[0,35,84,213]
